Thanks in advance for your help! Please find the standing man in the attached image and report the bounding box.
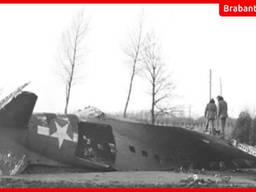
[204,98,217,135]
[217,96,228,138]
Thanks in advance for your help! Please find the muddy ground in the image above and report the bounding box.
[1,169,256,187]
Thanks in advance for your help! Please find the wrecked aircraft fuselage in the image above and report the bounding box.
[0,84,256,175]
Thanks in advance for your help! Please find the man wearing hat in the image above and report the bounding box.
[217,96,228,138]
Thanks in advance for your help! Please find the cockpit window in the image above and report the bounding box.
[129,145,136,153]
[154,154,160,162]
[141,150,148,157]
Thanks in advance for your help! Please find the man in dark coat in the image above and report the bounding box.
[217,96,228,138]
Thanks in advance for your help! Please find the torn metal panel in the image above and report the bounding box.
[0,82,30,110]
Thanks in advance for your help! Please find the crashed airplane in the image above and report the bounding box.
[0,83,256,175]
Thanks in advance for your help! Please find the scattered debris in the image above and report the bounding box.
[219,161,226,171]
[174,166,184,173]
[180,174,232,187]
[220,175,231,183]
[232,168,242,173]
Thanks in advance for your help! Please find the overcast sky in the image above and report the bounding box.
[0,4,256,118]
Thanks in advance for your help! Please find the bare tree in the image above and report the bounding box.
[58,12,89,114]
[123,19,144,118]
[142,32,175,125]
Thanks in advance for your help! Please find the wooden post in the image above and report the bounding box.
[209,69,212,100]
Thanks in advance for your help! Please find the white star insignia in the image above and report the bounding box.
[50,122,73,149]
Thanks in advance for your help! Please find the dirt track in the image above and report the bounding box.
[1,170,256,187]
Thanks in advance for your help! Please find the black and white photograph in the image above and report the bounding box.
[0,4,256,187]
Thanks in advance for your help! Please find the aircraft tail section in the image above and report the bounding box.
[0,83,37,128]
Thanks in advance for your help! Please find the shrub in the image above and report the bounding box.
[232,111,252,144]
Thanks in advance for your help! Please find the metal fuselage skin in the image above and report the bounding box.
[1,89,256,175]
[26,113,116,171]
[25,113,256,172]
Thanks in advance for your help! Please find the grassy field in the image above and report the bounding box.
[1,170,256,188]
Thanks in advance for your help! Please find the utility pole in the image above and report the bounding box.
[219,77,222,96]
[189,105,191,119]
[209,69,212,100]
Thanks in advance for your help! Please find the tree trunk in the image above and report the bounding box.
[151,75,156,125]
[123,66,136,118]
[151,92,155,125]
[64,71,73,114]
[64,92,69,114]
[64,35,77,114]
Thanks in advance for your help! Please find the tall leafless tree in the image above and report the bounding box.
[123,19,144,118]
[58,12,89,114]
[142,32,175,125]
